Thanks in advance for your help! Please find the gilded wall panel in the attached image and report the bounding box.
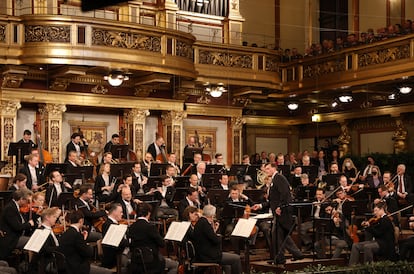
[92,28,161,52]
[25,25,71,43]
[265,55,280,72]
[199,50,252,68]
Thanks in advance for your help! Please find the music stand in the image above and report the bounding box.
[324,173,343,190]
[173,187,188,201]
[228,164,248,183]
[342,200,369,220]
[221,201,247,219]
[207,189,229,207]
[8,142,32,174]
[44,163,69,178]
[110,144,129,160]
[312,217,333,258]
[205,164,224,174]
[147,176,163,189]
[66,165,94,184]
[277,165,291,176]
[242,189,264,204]
[299,165,318,183]
[174,176,190,188]
[150,163,170,176]
[201,173,221,189]
[110,162,135,178]
[183,147,203,162]
[295,186,317,202]
[57,192,76,210]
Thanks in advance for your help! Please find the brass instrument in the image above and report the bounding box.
[256,170,268,189]
[110,158,119,164]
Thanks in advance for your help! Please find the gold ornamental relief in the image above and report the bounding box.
[303,59,345,79]
[38,104,67,119]
[199,50,253,68]
[358,44,410,68]
[231,116,245,130]
[176,40,193,60]
[92,28,161,52]
[0,25,5,42]
[25,25,71,43]
[0,100,21,116]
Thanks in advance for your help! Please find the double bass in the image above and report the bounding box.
[33,123,52,164]
[119,127,137,162]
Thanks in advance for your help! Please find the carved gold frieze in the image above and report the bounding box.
[92,28,161,52]
[199,50,252,68]
[134,86,154,97]
[265,55,280,72]
[0,100,21,116]
[49,79,69,91]
[25,25,71,43]
[303,59,345,79]
[176,40,193,60]
[358,44,410,68]
[2,74,24,88]
[91,85,108,95]
[0,25,5,42]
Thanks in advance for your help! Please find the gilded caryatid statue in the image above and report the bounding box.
[337,123,351,158]
[392,119,407,154]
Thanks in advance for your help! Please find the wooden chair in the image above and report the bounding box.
[185,241,221,274]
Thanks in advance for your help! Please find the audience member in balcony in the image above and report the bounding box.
[360,32,368,44]
[321,39,330,54]
[335,36,344,51]
[291,48,303,60]
[268,153,276,164]
[386,24,399,38]
[366,28,376,43]
[251,153,261,165]
[411,20,414,33]
[282,48,291,63]
[304,46,314,58]
[344,33,359,48]
[401,20,412,34]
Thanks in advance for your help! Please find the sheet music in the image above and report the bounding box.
[102,224,128,247]
[231,218,257,238]
[251,213,273,219]
[24,229,51,253]
[164,221,191,242]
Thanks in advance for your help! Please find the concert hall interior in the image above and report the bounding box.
[1,0,414,273]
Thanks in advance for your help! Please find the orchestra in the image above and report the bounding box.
[1,128,414,274]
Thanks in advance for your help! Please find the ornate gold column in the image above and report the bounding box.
[33,0,48,14]
[124,109,150,161]
[0,100,21,174]
[231,116,244,164]
[157,0,179,29]
[38,104,66,163]
[161,110,186,165]
[224,0,245,45]
[392,118,407,154]
[337,122,351,158]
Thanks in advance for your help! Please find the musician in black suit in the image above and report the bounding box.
[178,188,201,220]
[117,186,139,220]
[45,170,72,207]
[58,210,92,274]
[73,184,106,242]
[101,203,129,269]
[0,189,35,260]
[30,207,61,272]
[65,133,88,162]
[260,163,303,265]
[8,173,27,192]
[19,154,45,191]
[17,129,36,149]
[349,202,397,265]
[104,134,120,153]
[128,202,178,274]
[395,164,413,205]
[147,135,165,161]
[131,162,149,194]
[192,204,242,274]
[94,163,117,203]
[152,175,178,219]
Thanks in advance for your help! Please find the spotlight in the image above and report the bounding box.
[388,93,397,100]
[399,86,412,94]
[331,101,339,108]
[205,83,227,98]
[104,72,129,87]
[338,94,353,103]
[287,102,299,111]
[311,114,321,122]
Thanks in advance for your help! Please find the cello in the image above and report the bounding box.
[33,123,52,164]
[119,127,137,162]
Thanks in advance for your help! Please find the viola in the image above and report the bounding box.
[52,223,66,235]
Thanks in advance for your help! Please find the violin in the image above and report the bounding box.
[52,223,66,235]
[243,205,258,236]
[20,205,44,214]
